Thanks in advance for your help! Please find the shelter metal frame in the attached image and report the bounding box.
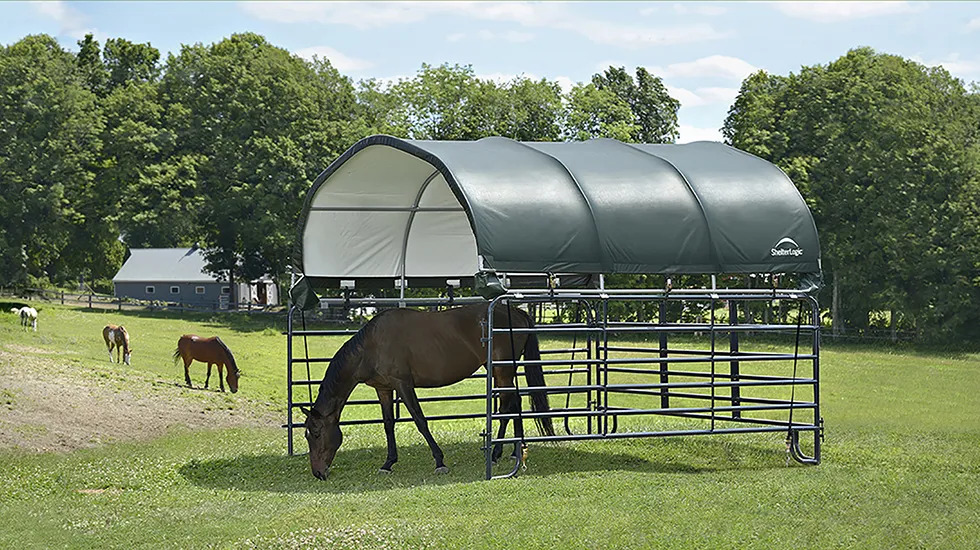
[284,286,822,480]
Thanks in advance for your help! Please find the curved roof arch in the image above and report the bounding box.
[297,135,821,284]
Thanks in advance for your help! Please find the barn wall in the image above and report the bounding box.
[113,282,228,308]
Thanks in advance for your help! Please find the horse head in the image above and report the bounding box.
[226,364,240,393]
[301,406,342,480]
[124,348,132,366]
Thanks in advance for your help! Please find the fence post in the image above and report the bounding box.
[118,298,122,311]
[88,293,92,309]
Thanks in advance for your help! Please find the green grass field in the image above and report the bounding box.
[1,303,978,549]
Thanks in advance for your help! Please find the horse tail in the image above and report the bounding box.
[214,337,238,371]
[522,319,555,437]
[172,347,182,366]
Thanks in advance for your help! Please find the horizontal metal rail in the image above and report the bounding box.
[488,378,816,396]
[491,323,819,334]
[491,401,815,421]
[491,425,818,446]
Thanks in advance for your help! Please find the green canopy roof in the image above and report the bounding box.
[297,135,820,284]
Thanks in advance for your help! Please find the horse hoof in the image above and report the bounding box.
[434,466,449,474]
[378,468,392,475]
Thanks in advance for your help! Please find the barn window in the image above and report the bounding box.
[221,286,231,295]
[145,286,155,294]
[195,286,205,295]
[170,286,180,294]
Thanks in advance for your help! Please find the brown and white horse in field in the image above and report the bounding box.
[103,324,132,365]
[10,307,37,331]
[172,335,240,393]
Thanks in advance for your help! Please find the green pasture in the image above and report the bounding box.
[1,303,978,549]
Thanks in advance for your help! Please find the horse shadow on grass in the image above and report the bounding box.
[178,436,793,495]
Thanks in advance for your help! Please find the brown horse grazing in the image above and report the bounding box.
[301,302,554,480]
[103,324,132,365]
[172,335,240,393]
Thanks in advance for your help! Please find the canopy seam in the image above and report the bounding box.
[501,138,609,272]
[614,141,723,273]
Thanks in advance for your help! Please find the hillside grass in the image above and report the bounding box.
[1,303,978,549]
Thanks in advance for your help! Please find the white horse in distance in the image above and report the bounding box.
[10,306,38,331]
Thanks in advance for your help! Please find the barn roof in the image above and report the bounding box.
[296,135,821,286]
[112,248,220,283]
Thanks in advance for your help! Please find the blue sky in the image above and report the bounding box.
[3,1,979,142]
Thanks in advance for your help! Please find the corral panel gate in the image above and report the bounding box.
[287,135,824,479]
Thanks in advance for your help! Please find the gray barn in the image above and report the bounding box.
[112,247,279,308]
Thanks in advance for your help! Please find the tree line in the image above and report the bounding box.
[1,33,977,342]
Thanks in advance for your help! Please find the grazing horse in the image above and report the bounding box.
[172,335,240,393]
[301,302,554,480]
[102,324,132,365]
[10,307,37,331]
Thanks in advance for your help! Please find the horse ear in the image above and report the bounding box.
[300,407,312,417]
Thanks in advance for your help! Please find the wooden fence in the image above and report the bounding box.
[2,287,283,315]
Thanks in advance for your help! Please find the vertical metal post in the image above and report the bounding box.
[709,297,716,431]
[596,295,609,435]
[810,297,822,462]
[484,300,495,480]
[286,306,295,456]
[586,302,594,435]
[658,300,669,409]
[728,300,741,419]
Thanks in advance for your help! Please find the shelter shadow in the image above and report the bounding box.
[178,438,788,494]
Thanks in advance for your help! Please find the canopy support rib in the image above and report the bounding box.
[618,141,722,273]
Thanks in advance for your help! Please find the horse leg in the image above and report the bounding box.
[107,343,114,363]
[183,357,193,387]
[204,363,213,389]
[492,368,524,462]
[217,364,225,392]
[376,388,398,473]
[395,382,447,474]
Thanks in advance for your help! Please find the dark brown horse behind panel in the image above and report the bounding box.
[302,302,553,480]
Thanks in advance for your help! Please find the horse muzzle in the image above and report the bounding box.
[312,467,330,480]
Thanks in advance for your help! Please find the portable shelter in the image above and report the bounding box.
[295,135,820,292]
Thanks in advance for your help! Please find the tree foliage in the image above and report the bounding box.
[724,48,980,341]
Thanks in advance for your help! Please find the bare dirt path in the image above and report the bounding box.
[0,345,278,453]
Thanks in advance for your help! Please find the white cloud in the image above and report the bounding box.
[677,124,723,143]
[554,76,575,95]
[968,17,980,31]
[31,0,96,39]
[650,55,759,81]
[241,1,429,30]
[448,29,533,43]
[243,1,729,48]
[294,46,374,72]
[667,85,739,108]
[912,54,980,80]
[673,3,728,16]
[668,86,706,107]
[773,1,924,23]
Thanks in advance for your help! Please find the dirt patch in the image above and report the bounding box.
[0,348,278,453]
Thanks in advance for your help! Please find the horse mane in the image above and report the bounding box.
[316,310,394,409]
[213,336,238,373]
